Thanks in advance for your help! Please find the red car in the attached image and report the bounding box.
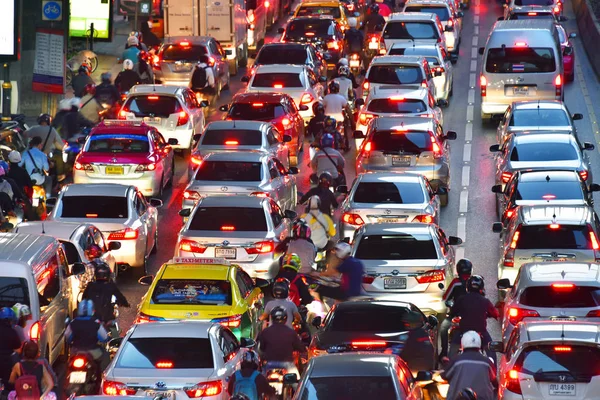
[219,92,306,166]
[557,24,576,82]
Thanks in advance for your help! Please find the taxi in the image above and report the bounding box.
[136,257,264,340]
[293,1,353,31]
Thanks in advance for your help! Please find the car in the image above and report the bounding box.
[183,151,298,211]
[350,223,462,317]
[102,321,256,399]
[493,320,600,399]
[136,257,264,339]
[243,64,325,122]
[278,17,345,69]
[387,43,454,104]
[153,36,231,94]
[177,196,295,279]
[190,120,291,171]
[309,299,438,372]
[503,5,563,21]
[48,184,161,274]
[339,172,441,239]
[496,262,600,345]
[120,85,207,155]
[496,100,583,144]
[492,170,600,223]
[504,0,563,18]
[292,1,353,31]
[355,116,456,206]
[492,204,600,287]
[287,352,433,399]
[379,13,447,56]
[557,24,577,82]
[362,56,437,103]
[219,92,306,166]
[490,133,594,192]
[249,42,327,80]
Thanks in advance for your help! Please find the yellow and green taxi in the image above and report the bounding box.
[136,257,264,340]
[294,1,352,31]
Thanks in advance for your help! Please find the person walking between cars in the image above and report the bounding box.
[189,55,216,104]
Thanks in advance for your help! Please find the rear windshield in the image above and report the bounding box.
[189,207,268,231]
[516,225,592,249]
[327,306,422,332]
[161,44,207,62]
[194,161,262,182]
[510,12,555,19]
[485,47,556,73]
[355,234,438,259]
[383,22,439,40]
[256,47,308,65]
[404,6,450,21]
[116,338,214,369]
[301,376,397,400]
[59,196,128,219]
[201,129,263,146]
[515,181,584,201]
[389,46,439,58]
[510,109,570,127]
[0,277,30,308]
[252,73,303,88]
[367,99,428,114]
[151,279,232,305]
[370,130,432,154]
[285,20,335,39]
[353,182,425,203]
[125,96,181,118]
[516,345,600,378]
[229,103,287,121]
[367,66,424,85]
[519,286,600,308]
[514,0,555,4]
[297,6,341,18]
[86,134,150,153]
[510,142,578,161]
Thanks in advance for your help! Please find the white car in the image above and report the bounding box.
[48,184,161,274]
[120,85,208,154]
[102,321,255,399]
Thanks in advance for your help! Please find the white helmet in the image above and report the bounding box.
[59,98,72,110]
[461,331,481,350]
[338,58,349,66]
[347,17,358,28]
[308,195,321,211]
[127,35,139,47]
[123,59,134,70]
[334,241,352,259]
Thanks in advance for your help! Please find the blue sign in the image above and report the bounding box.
[43,1,62,21]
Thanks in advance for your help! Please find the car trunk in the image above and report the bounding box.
[78,153,155,177]
[113,368,216,391]
[362,259,445,293]
[349,204,426,224]
[187,181,263,197]
[181,231,271,261]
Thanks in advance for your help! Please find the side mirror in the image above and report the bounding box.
[563,46,573,56]
[492,222,504,233]
[478,47,485,55]
[299,105,309,111]
[241,76,250,83]
[108,241,121,251]
[583,142,595,151]
[445,25,453,32]
[283,373,299,385]
[354,130,365,139]
[355,98,365,106]
[415,371,433,381]
[427,315,438,328]
[572,113,583,120]
[284,209,298,219]
[435,186,448,195]
[219,104,229,112]
[438,99,449,108]
[497,278,512,290]
[199,100,209,108]
[138,275,154,285]
[489,144,501,152]
[149,198,163,208]
[434,70,443,77]
[278,27,285,34]
[569,32,577,38]
[336,185,348,194]
[287,167,299,175]
[444,130,457,140]
[77,136,87,144]
[71,262,86,276]
[240,337,256,348]
[255,277,270,288]
[491,184,503,194]
[107,337,123,352]
[319,76,328,83]
[312,316,322,328]
[283,134,292,143]
[179,208,191,217]
[46,197,57,209]
[489,341,504,353]
[448,236,463,246]
[167,138,178,145]
[559,16,568,21]
[497,16,504,21]
[589,183,600,192]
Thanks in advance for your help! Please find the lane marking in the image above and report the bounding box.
[474,26,479,35]
[474,15,480,25]
[469,73,476,87]
[459,191,469,212]
[472,36,478,47]
[468,89,475,103]
[462,165,470,186]
[471,47,478,59]
[470,60,477,72]
[463,143,471,162]
[455,246,465,261]
[466,105,474,120]
[457,216,467,239]
[465,123,473,141]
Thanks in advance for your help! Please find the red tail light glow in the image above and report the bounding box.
[102,380,137,396]
[359,113,374,125]
[579,170,589,181]
[504,208,515,220]
[342,213,365,226]
[179,41,190,47]
[421,79,428,88]
[282,117,292,128]
[506,370,522,394]
[135,163,157,172]
[501,172,513,183]
[183,190,201,200]
[177,111,189,126]
[212,314,242,328]
[221,226,235,231]
[156,361,173,368]
[108,228,139,240]
[252,103,264,107]
[551,283,574,290]
[273,84,283,89]
[362,275,375,284]
[147,95,159,100]
[72,357,86,369]
[246,240,275,254]
[363,141,373,152]
[413,215,434,223]
[549,223,560,229]
[555,75,562,97]
[527,12,537,15]
[179,239,207,253]
[250,191,270,198]
[586,309,600,317]
[508,307,539,325]
[30,321,40,341]
[191,156,203,166]
[480,75,487,97]
[350,340,387,347]
[416,270,445,284]
[74,162,94,172]
[327,40,340,50]
[225,140,239,145]
[554,346,571,352]
[184,380,222,398]
[363,80,370,91]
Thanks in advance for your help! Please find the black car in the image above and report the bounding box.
[309,299,438,372]
[250,43,327,79]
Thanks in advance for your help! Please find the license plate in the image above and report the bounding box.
[216,248,236,259]
[543,258,567,262]
[550,316,576,321]
[32,197,39,207]
[369,42,379,49]
[549,383,575,396]
[146,391,176,400]
[350,60,360,67]
[144,117,161,123]
[68,371,87,384]
[384,277,407,289]
[392,156,411,167]
[513,86,529,95]
[377,218,400,223]
[106,166,124,175]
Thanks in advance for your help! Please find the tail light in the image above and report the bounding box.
[507,307,539,325]
[505,369,522,395]
[421,79,428,88]
[346,2,355,11]
[480,75,487,97]
[224,140,239,145]
[586,309,600,317]
[281,117,292,129]
[72,357,86,369]
[300,93,314,105]
[447,19,454,28]
[553,5,560,13]
[327,40,339,50]
[555,75,562,97]
[415,270,445,284]
[434,66,445,74]
[350,340,387,348]
[362,275,375,284]
[587,224,600,261]
[191,155,203,166]
[211,314,242,328]
[501,172,513,183]
[30,321,40,341]
[551,283,574,290]
[378,37,386,54]
[413,215,434,223]
[504,208,515,220]
[179,239,207,253]
[177,111,189,126]
[118,108,128,119]
[342,212,365,226]
[74,162,94,172]
[363,141,373,153]
[183,190,201,200]
[503,228,520,267]
[578,170,589,181]
[156,361,173,368]
[152,55,161,68]
[184,381,222,398]
[359,113,374,125]
[135,312,165,324]
[554,346,571,352]
[108,228,139,240]
[363,80,370,91]
[250,191,270,198]
[429,131,442,158]
[135,163,157,172]
[102,380,137,396]
[246,240,275,254]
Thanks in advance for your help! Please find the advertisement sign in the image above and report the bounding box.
[69,0,113,41]
[32,28,65,94]
[0,0,19,61]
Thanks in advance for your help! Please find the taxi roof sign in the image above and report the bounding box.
[171,257,231,265]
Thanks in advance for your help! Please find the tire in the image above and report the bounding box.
[439,191,449,207]
[157,176,164,199]
[229,59,238,76]
[481,112,492,124]
[166,159,175,187]
[142,255,149,275]
[449,81,454,97]
[567,72,575,82]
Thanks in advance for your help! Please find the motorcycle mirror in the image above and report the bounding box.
[240,337,256,348]
[167,138,179,145]
[444,130,457,140]
[283,373,299,384]
[179,208,191,217]
[491,185,503,193]
[415,371,433,381]
[108,241,121,251]
[489,144,501,152]
[572,113,583,120]
[71,262,87,276]
[590,183,600,192]
[138,275,154,285]
[427,315,438,328]
[448,236,463,245]
[65,317,71,326]
[149,198,163,208]
[283,134,292,143]
[497,278,512,290]
[492,222,504,233]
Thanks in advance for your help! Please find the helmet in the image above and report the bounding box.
[456,388,478,400]
[230,395,251,400]
[8,150,21,163]
[319,172,333,187]
[59,98,73,111]
[123,59,134,70]
[467,275,485,293]
[282,253,301,272]
[101,72,112,83]
[347,17,358,28]
[78,62,92,74]
[328,80,340,93]
[12,303,31,320]
[338,58,349,66]
[307,195,321,211]
[338,65,350,77]
[323,117,336,132]
[270,306,288,324]
[93,260,112,281]
[456,259,473,277]
[77,299,95,317]
[83,83,96,96]
[37,113,51,125]
[293,220,311,239]
[127,35,139,47]
[0,306,16,321]
[312,102,325,115]
[461,330,482,349]
[320,132,334,148]
[240,349,260,370]
[273,278,290,299]
[334,241,352,259]
[369,3,380,13]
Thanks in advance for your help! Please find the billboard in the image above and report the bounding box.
[69,0,113,41]
[32,28,65,94]
[0,0,19,61]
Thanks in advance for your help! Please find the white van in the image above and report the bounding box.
[479,19,563,121]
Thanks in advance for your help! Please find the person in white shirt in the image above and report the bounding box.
[322,80,349,123]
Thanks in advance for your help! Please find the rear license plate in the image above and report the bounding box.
[513,86,529,96]
[146,391,176,400]
[549,383,575,396]
[216,248,236,259]
[384,277,407,289]
[368,42,379,49]
[144,117,161,124]
[350,60,360,67]
[106,166,124,175]
[543,258,567,262]
[68,371,87,384]
[392,156,411,167]
[550,316,576,321]
[377,218,400,223]
[32,197,39,207]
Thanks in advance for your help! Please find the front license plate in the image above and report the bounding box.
[216,248,236,259]
[368,42,379,49]
[68,371,87,384]
[384,277,407,289]
[146,391,176,400]
[392,156,411,167]
[549,383,575,396]
[350,60,360,67]
[377,218,400,223]
[513,86,529,96]
[106,166,124,175]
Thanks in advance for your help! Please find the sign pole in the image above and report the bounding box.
[2,64,11,121]
[135,0,139,33]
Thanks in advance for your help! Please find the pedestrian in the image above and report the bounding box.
[8,341,56,400]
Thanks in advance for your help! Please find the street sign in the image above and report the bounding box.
[42,1,63,21]
[139,1,152,15]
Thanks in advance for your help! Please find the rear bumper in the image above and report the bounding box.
[362,291,447,317]
[106,237,146,268]
[73,170,161,197]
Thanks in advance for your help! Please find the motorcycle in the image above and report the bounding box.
[31,185,47,220]
[348,53,363,76]
[63,128,91,175]
[364,31,384,64]
[263,360,301,400]
[65,351,102,396]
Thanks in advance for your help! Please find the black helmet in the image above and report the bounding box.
[230,395,250,400]
[270,306,288,324]
[319,172,333,187]
[93,260,111,282]
[37,113,52,125]
[467,275,485,293]
[456,259,473,277]
[240,349,259,370]
[456,388,477,400]
[312,102,325,115]
[369,3,380,13]
[272,278,290,299]
[328,80,340,94]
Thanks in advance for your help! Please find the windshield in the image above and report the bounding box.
[404,6,450,21]
[297,6,341,18]
[519,286,600,308]
[370,130,433,154]
[355,234,438,259]
[510,12,555,19]
[124,96,181,118]
[516,225,592,249]
[151,279,232,305]
[189,207,268,231]
[367,99,428,114]
[486,47,556,73]
[327,305,422,332]
[514,0,555,4]
[0,277,30,308]
[194,161,262,182]
[367,66,424,85]
[256,47,308,65]
[353,181,425,203]
[383,22,439,40]
[59,196,128,219]
[252,73,303,88]
[116,338,214,369]
[517,345,600,378]
[510,109,570,127]
[86,134,150,153]
[201,129,263,146]
[515,181,584,201]
[300,376,397,400]
[228,103,287,121]
[285,20,335,39]
[510,142,578,161]
[161,44,207,61]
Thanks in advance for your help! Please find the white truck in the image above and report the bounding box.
[163,0,250,75]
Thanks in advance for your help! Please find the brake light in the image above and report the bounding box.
[480,75,487,97]
[74,162,94,172]
[579,170,589,181]
[118,108,128,119]
[183,190,201,200]
[504,208,515,220]
[510,230,520,249]
[72,357,86,369]
[551,283,574,290]
[508,307,539,325]
[250,191,270,198]
[549,223,560,229]
[359,113,374,125]
[501,172,513,183]
[147,95,159,100]
[542,194,556,200]
[413,214,434,223]
[102,380,137,396]
[416,270,445,284]
[503,228,520,267]
[177,111,189,126]
[390,95,405,101]
[300,92,314,105]
[246,240,275,254]
[379,39,387,54]
[555,75,562,97]
[505,370,522,395]
[252,102,264,107]
[586,309,600,317]
[211,314,242,328]
[553,5,560,13]
[362,275,375,284]
[29,321,40,341]
[135,312,165,324]
[135,163,156,172]
[179,239,207,253]
[363,141,373,153]
[207,57,215,67]
[282,117,292,128]
[221,225,235,231]
[191,155,203,166]
[273,84,283,89]
[327,40,339,50]
[152,55,161,68]
[108,228,139,240]
[435,67,445,73]
[86,214,98,218]
[588,225,600,261]
[225,140,239,145]
[363,80,370,91]
[350,340,387,347]
[156,361,173,368]
[527,12,537,15]
[342,212,365,226]
[447,19,454,27]
[430,132,442,158]
[346,2,354,11]
[179,41,190,47]
[184,381,222,398]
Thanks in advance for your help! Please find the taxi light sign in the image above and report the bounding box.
[172,257,231,265]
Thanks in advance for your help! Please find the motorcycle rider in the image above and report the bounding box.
[65,299,110,370]
[307,102,327,142]
[135,51,154,84]
[300,196,336,252]
[59,98,94,141]
[6,151,37,222]
[20,136,50,195]
[95,73,121,110]
[79,84,102,124]
[72,63,94,98]
[311,241,364,302]
[323,81,349,125]
[0,307,21,394]
[122,35,141,64]
[189,55,217,104]
[344,18,364,62]
[261,278,301,329]
[140,20,161,49]
[365,3,386,33]
[275,253,314,306]
[439,259,473,360]
[333,58,359,89]
[24,114,65,184]
[299,172,339,216]
[11,303,32,344]
[310,133,345,187]
[280,220,317,275]
[334,65,355,102]
[115,59,142,93]
[441,331,497,400]
[227,350,274,399]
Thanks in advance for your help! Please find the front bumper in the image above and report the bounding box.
[73,170,161,197]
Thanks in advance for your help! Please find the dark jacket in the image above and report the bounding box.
[72,73,95,98]
[441,349,497,400]
[365,13,386,33]
[115,70,142,92]
[140,23,162,48]
[62,108,94,140]
[299,186,338,215]
[443,278,468,302]
[0,323,21,386]
[7,162,33,194]
[82,281,129,322]
[95,83,121,106]
[258,323,306,362]
[227,367,274,397]
[68,317,104,350]
[277,268,313,305]
[345,28,365,53]
[451,292,499,333]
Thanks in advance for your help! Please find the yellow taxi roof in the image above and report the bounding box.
[299,1,344,7]
[158,257,234,280]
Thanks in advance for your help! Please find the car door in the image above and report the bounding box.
[497,105,512,143]
[429,92,443,123]
[285,97,305,143]
[306,68,323,99]
[440,46,453,88]
[422,60,436,100]
[183,89,205,135]
[134,191,152,254]
[153,130,174,179]
[268,200,290,242]
[209,39,226,81]
[267,158,285,205]
[219,327,244,378]
[273,157,295,210]
[235,269,263,337]
[266,127,288,168]
[424,177,441,213]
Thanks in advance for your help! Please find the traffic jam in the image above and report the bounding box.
[1,0,599,398]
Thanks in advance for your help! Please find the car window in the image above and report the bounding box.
[285,19,335,39]
[86,134,150,153]
[37,255,60,303]
[326,305,422,331]
[353,182,425,204]
[92,228,107,252]
[256,46,309,65]
[220,328,240,361]
[505,329,520,362]
[151,279,232,305]
[367,99,428,114]
[208,41,219,55]
[229,102,287,120]
[153,130,166,147]
[60,240,81,265]
[236,271,251,298]
[161,44,207,61]
[404,5,450,20]
[136,192,147,215]
[485,47,556,73]
[510,109,570,127]
[299,376,397,400]
[194,161,263,182]
[189,206,268,231]
[396,362,410,395]
[270,201,283,227]
[273,158,288,175]
[383,21,439,40]
[215,41,225,56]
[267,129,280,146]
[123,95,182,118]
[369,130,434,153]
[240,270,255,294]
[510,142,578,162]
[517,225,593,249]
[183,90,198,109]
[355,233,438,260]
[252,73,303,88]
[519,286,600,308]
[515,180,584,201]
[79,229,95,253]
[367,65,423,85]
[201,129,263,146]
[307,70,317,87]
[117,338,214,369]
[517,345,600,377]
[297,5,342,18]
[59,195,128,219]
[268,160,280,180]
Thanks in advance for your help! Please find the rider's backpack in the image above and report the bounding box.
[232,370,259,400]
[191,66,208,90]
[15,361,42,400]
[288,275,302,306]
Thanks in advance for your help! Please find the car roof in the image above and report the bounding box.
[204,120,271,132]
[308,353,397,377]
[231,92,291,103]
[388,12,439,21]
[254,64,306,73]
[360,222,433,235]
[62,183,133,197]
[405,0,451,7]
[371,116,436,131]
[15,221,90,241]
[298,1,343,7]
[0,233,59,263]
[196,195,267,208]
[159,262,232,281]
[518,205,593,225]
[511,100,567,110]
[162,36,211,45]
[511,5,554,12]
[130,85,183,95]
[201,151,268,163]
[494,18,556,31]
[518,319,600,344]
[369,86,429,99]
[390,42,440,50]
[130,320,217,339]
[523,262,600,283]
[518,170,580,183]
[90,122,152,136]
[260,43,309,50]
[357,171,425,184]
[513,133,574,144]
[371,55,427,65]
[288,15,337,23]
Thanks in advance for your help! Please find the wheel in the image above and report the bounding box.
[142,255,149,275]
[449,81,454,97]
[151,228,158,254]
[439,191,449,207]
[89,56,99,73]
[229,58,238,76]
[495,194,501,218]
[157,176,164,198]
[481,112,492,124]
[567,72,575,82]
[166,159,175,187]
